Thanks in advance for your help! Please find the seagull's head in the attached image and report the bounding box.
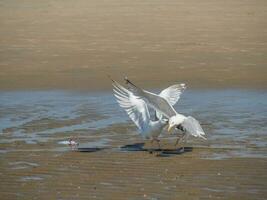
[168,115,184,133]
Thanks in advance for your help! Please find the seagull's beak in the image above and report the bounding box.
[168,124,174,133]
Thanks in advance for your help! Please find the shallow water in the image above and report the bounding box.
[0,89,266,200]
[0,89,266,159]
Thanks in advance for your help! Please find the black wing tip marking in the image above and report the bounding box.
[106,74,116,83]
[124,77,139,88]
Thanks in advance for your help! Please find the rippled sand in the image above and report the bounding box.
[0,0,267,90]
[1,148,266,199]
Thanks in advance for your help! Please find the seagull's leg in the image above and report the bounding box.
[149,138,161,152]
[150,138,156,148]
[180,144,184,153]
[150,138,154,146]
[179,133,186,153]
[155,138,161,150]
[175,132,185,149]
[149,139,155,153]
[174,136,182,148]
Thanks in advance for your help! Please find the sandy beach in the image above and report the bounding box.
[0,0,267,90]
[0,1,267,199]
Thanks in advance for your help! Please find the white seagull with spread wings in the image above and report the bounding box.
[112,79,185,148]
[124,77,206,150]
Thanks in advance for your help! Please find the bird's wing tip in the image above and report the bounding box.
[124,76,130,84]
[199,135,207,140]
[180,83,186,88]
[106,74,116,83]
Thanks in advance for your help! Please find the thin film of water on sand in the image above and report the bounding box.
[0,89,266,158]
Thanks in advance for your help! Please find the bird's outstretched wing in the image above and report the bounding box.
[159,84,186,106]
[112,80,150,133]
[156,83,186,119]
[125,77,177,118]
[182,116,206,140]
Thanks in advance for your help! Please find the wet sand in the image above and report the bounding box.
[1,122,267,200]
[0,0,267,90]
[1,147,266,200]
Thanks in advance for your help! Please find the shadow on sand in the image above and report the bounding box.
[120,143,193,157]
[75,143,193,157]
[77,147,106,153]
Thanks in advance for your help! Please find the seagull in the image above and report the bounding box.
[112,79,186,149]
[124,77,206,151]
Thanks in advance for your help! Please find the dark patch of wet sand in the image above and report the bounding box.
[0,0,267,90]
